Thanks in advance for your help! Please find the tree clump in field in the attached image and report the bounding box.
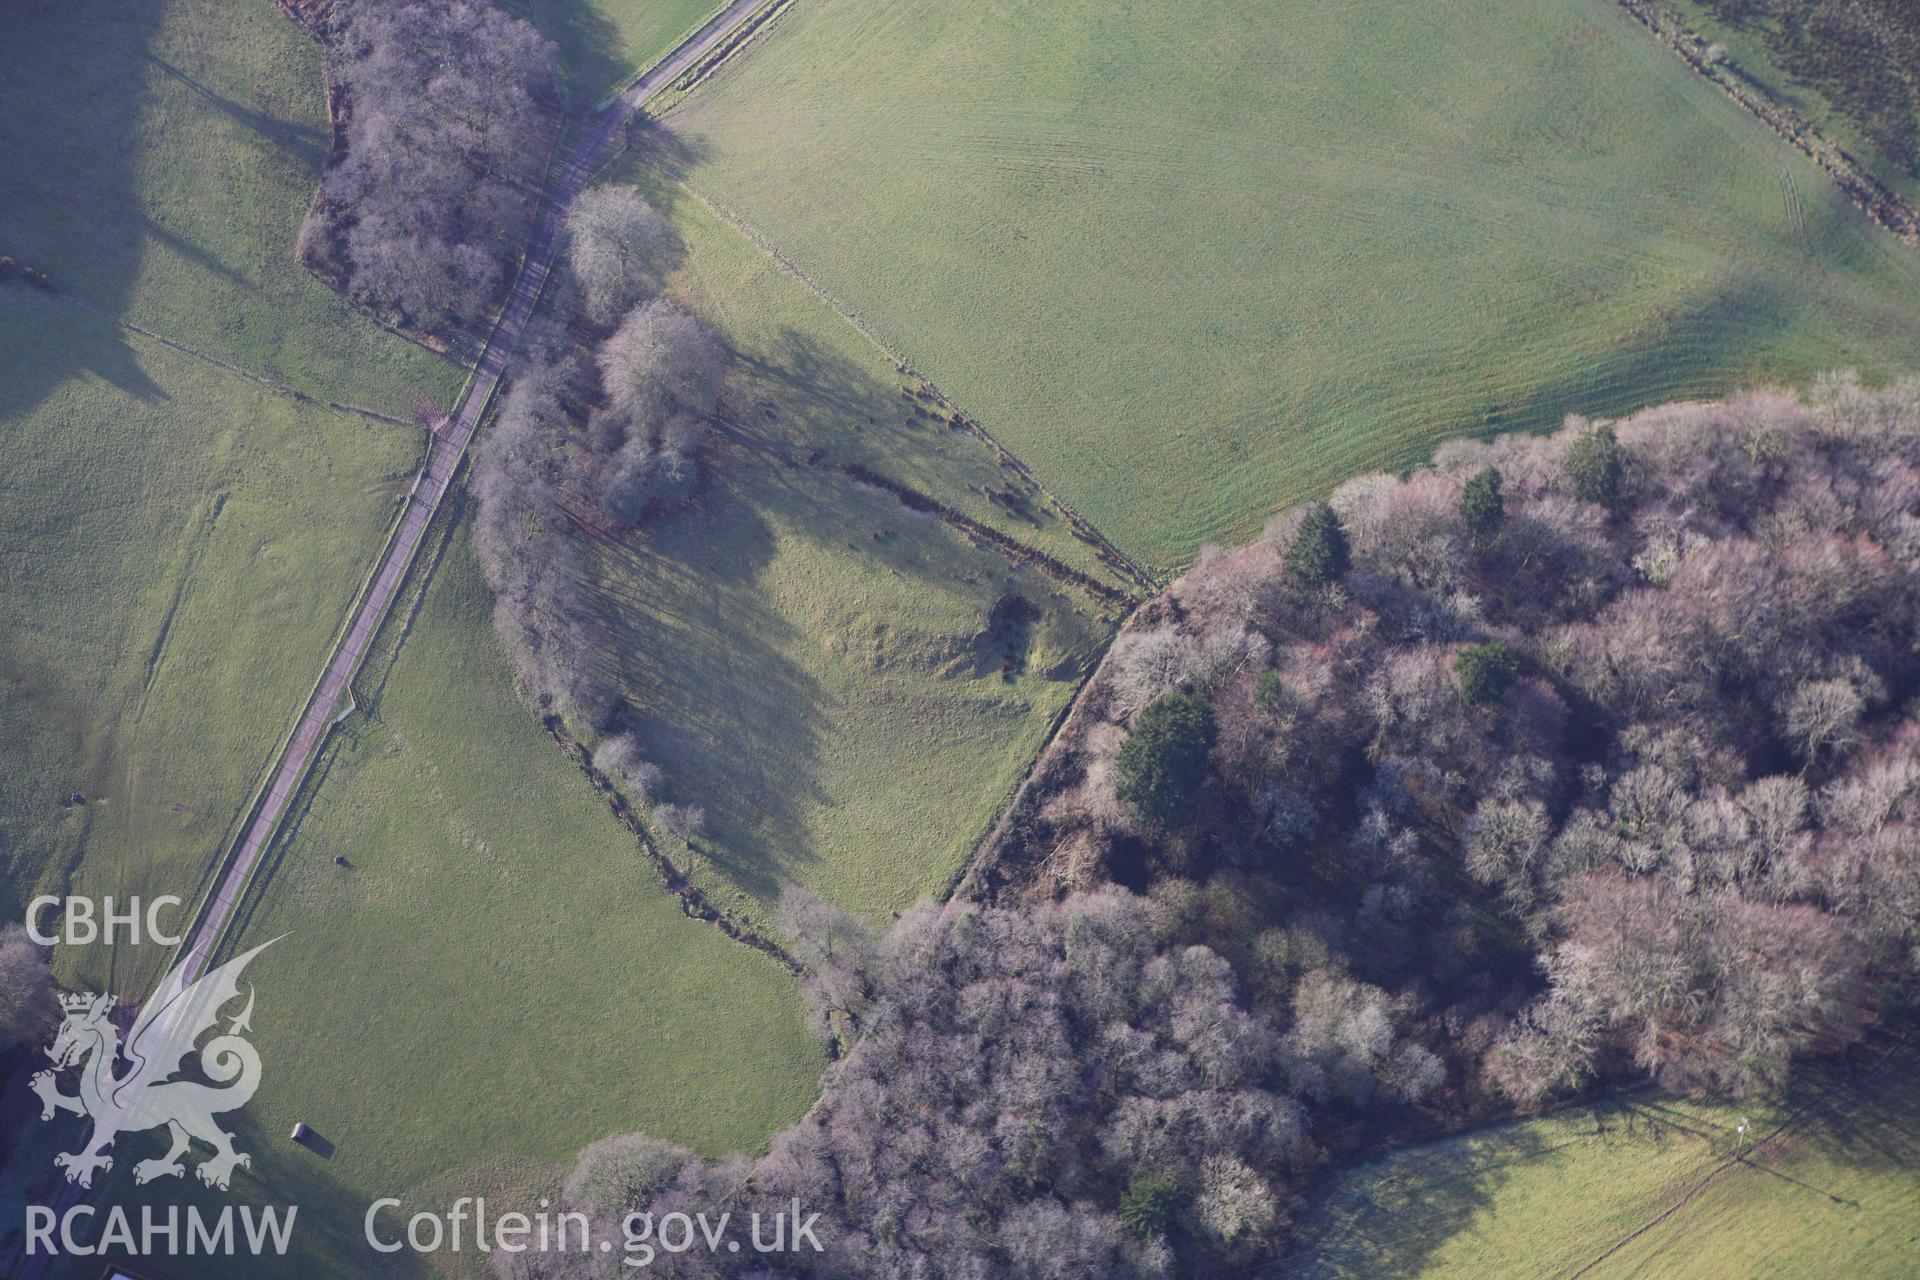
[471,186,726,745]
[592,300,726,528]
[995,376,1920,1120]
[470,319,613,732]
[564,186,673,329]
[599,301,727,428]
[300,0,557,336]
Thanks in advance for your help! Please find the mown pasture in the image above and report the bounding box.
[663,0,1920,571]
[1289,1046,1920,1279]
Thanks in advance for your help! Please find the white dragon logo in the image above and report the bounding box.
[31,939,278,1191]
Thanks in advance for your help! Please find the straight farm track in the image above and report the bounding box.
[7,5,783,1276]
[181,0,778,985]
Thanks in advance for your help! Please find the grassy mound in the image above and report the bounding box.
[577,157,1130,924]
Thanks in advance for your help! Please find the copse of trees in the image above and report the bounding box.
[471,186,727,743]
[505,889,1345,1279]
[513,378,1920,1277]
[593,300,726,529]
[993,378,1920,1129]
[302,0,558,335]
[471,319,619,732]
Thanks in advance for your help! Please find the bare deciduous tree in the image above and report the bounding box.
[565,186,671,329]
[592,733,663,802]
[598,301,727,428]
[307,0,557,333]
[651,802,706,842]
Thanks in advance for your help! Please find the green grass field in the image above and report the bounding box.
[11,0,1920,1276]
[0,288,423,1001]
[577,155,1128,925]
[0,0,463,410]
[0,0,462,997]
[526,0,723,105]
[663,0,1920,571]
[1666,0,1920,205]
[1289,1046,1920,1279]
[56,528,821,1280]
[8,149,1120,1272]
[7,529,822,1280]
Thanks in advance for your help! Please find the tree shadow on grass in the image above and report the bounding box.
[1453,275,1825,465]
[141,50,328,170]
[1284,1100,1634,1279]
[733,326,897,435]
[1290,1047,1920,1280]
[530,0,626,112]
[613,118,714,216]
[0,1,168,422]
[592,481,832,904]
[582,312,1102,910]
[0,636,94,930]
[138,210,263,296]
[1765,1041,1920,1184]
